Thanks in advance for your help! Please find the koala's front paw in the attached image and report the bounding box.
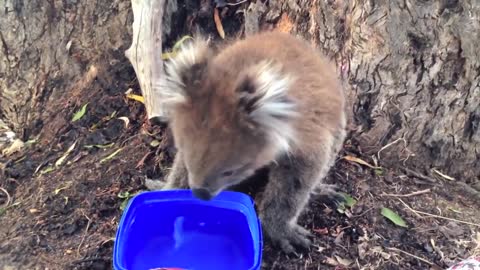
[263,221,312,255]
[144,179,166,190]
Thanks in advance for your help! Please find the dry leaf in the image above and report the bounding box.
[343,155,381,169]
[313,245,326,253]
[323,207,333,214]
[357,241,369,259]
[100,148,123,164]
[66,40,73,52]
[54,182,71,195]
[334,231,345,245]
[213,8,225,39]
[118,117,130,128]
[313,227,329,235]
[136,152,153,169]
[334,255,353,266]
[55,141,77,167]
[324,257,339,266]
[40,166,55,175]
[126,93,145,104]
[1,139,25,156]
[371,246,391,259]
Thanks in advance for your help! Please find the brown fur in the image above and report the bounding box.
[156,31,347,254]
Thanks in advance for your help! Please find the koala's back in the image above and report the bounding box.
[213,31,346,153]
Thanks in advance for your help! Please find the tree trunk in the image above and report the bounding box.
[0,0,181,138]
[0,1,125,135]
[261,0,479,187]
[1,0,479,187]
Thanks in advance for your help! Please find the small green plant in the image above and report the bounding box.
[71,103,88,122]
[337,192,357,214]
[118,190,143,211]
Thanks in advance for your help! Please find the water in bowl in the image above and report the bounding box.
[122,202,255,270]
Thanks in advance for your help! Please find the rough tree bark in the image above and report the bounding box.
[0,0,179,138]
[1,0,479,188]
[0,1,130,136]
[258,0,479,187]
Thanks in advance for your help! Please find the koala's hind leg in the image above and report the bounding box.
[258,147,337,254]
[313,128,347,205]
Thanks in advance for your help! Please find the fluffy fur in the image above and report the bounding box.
[153,31,347,255]
[156,37,211,106]
[243,60,298,153]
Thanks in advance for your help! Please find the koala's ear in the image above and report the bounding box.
[236,60,298,152]
[158,37,213,107]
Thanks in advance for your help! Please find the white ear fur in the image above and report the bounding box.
[245,60,298,153]
[156,37,210,106]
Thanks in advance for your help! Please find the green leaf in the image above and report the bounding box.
[336,192,357,214]
[117,191,131,199]
[381,207,408,228]
[339,192,357,208]
[100,148,123,164]
[119,199,129,211]
[84,143,114,149]
[0,202,21,216]
[161,35,194,60]
[71,103,88,122]
[118,190,144,211]
[26,138,38,145]
[54,186,68,195]
[172,35,194,51]
[150,140,160,147]
[40,166,55,175]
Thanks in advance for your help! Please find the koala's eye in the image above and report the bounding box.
[221,170,235,177]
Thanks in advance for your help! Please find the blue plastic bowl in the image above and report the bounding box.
[113,190,263,270]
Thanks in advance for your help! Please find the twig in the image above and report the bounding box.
[70,257,109,265]
[225,0,248,5]
[353,207,374,218]
[0,187,11,207]
[432,169,455,181]
[386,247,434,265]
[377,137,406,160]
[77,212,92,255]
[403,167,438,183]
[398,198,480,227]
[125,0,167,120]
[381,189,430,198]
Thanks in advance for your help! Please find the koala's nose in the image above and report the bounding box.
[192,188,213,201]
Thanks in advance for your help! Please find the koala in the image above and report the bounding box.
[153,31,347,254]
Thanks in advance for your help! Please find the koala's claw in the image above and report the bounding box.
[314,184,346,208]
[266,223,312,255]
[295,224,313,238]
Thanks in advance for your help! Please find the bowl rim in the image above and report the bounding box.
[112,189,263,270]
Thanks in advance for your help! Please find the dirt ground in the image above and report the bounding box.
[1,2,479,270]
